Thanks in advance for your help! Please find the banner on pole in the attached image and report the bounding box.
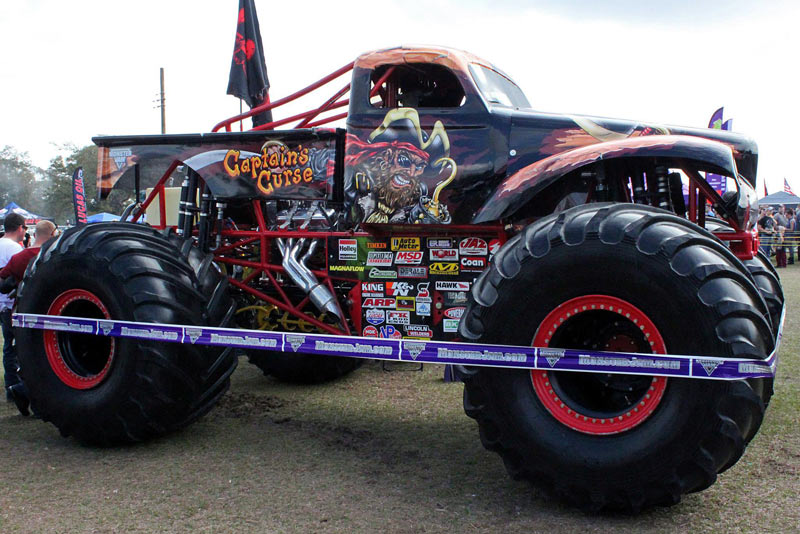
[72,167,88,226]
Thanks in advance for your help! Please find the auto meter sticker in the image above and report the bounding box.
[362,325,379,337]
[391,237,420,251]
[396,296,415,310]
[365,308,385,325]
[460,256,486,272]
[429,262,459,275]
[398,266,427,278]
[362,297,395,308]
[379,325,402,339]
[387,310,411,325]
[435,281,470,291]
[366,251,393,266]
[368,268,397,279]
[427,238,453,249]
[386,281,413,296]
[443,318,460,332]
[430,248,458,261]
[416,301,431,316]
[444,307,466,319]
[459,237,488,256]
[339,239,357,261]
[395,251,424,264]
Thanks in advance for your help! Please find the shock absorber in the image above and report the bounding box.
[631,172,647,204]
[654,166,672,211]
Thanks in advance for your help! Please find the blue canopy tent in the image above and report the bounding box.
[87,212,121,223]
[0,202,50,223]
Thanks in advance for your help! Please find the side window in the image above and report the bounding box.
[370,64,466,109]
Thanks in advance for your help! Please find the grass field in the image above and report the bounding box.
[1,267,798,533]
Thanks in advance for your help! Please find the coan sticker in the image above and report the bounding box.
[365,308,385,326]
[366,251,393,266]
[362,325,379,337]
[459,237,488,256]
[338,239,358,261]
[398,266,427,278]
[460,256,486,272]
[427,238,453,249]
[435,281,470,291]
[396,296,415,311]
[429,262,459,275]
[395,251,423,264]
[444,307,466,319]
[369,268,397,279]
[363,298,395,308]
[391,237,420,251]
[443,318,460,332]
[379,325,402,339]
[386,281,413,296]
[430,248,458,261]
[387,310,411,325]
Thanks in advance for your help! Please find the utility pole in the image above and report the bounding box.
[159,67,166,134]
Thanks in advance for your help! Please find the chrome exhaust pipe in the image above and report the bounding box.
[277,237,343,323]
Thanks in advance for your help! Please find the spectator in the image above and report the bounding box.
[758,207,776,257]
[774,204,789,227]
[0,213,25,406]
[788,208,796,265]
[0,220,56,416]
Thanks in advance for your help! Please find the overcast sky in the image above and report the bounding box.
[1,0,797,194]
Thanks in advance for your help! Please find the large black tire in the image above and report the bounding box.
[247,349,363,384]
[15,223,237,445]
[458,203,774,512]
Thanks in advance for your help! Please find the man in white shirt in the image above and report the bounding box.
[1,213,26,402]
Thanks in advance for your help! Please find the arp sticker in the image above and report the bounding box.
[430,248,458,261]
[339,239,357,261]
[396,296,415,311]
[398,266,427,278]
[460,256,486,272]
[365,308,385,325]
[435,281,470,291]
[427,238,453,249]
[444,307,466,319]
[386,281,413,296]
[363,297,395,308]
[416,301,431,316]
[379,325,402,339]
[387,310,411,325]
[366,251,393,266]
[429,262,459,275]
[362,325,379,337]
[391,237,420,251]
[443,318,460,332]
[459,237,488,256]
[395,251,424,264]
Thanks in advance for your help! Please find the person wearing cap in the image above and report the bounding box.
[0,213,26,404]
[758,207,776,258]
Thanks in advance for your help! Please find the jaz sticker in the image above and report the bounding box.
[444,307,465,319]
[379,325,402,339]
[435,281,470,291]
[416,301,431,316]
[395,251,423,264]
[363,325,379,337]
[339,239,357,261]
[391,237,420,251]
[443,318,460,332]
[387,310,411,325]
[430,248,458,261]
[365,308,385,325]
[386,281,413,296]
[459,237,488,256]
[366,251,393,266]
[363,297,395,308]
[396,296,415,310]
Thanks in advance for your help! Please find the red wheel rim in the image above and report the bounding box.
[531,295,668,435]
[44,289,115,390]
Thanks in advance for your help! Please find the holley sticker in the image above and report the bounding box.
[339,239,357,261]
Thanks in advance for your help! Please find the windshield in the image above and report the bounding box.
[469,64,530,108]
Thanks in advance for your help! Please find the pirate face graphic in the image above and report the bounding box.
[345,108,456,224]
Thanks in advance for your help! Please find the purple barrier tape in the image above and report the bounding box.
[13,313,779,380]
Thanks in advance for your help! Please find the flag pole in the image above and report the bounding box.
[239,98,243,131]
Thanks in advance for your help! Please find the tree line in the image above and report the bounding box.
[0,144,132,225]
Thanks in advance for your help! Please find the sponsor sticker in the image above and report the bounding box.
[366,251,393,266]
[362,325,379,337]
[430,248,458,261]
[330,264,364,272]
[435,281,470,291]
[460,256,486,272]
[405,324,433,339]
[391,237,420,251]
[443,291,469,306]
[365,308,385,326]
[379,325,402,339]
[396,296,415,311]
[386,281,413,296]
[429,262,459,275]
[416,282,431,301]
[361,282,383,293]
[363,297,395,308]
[398,266,427,278]
[444,307,466,319]
[339,239,357,261]
[366,241,387,249]
[459,237,488,256]
[488,238,501,259]
[369,268,397,279]
[416,301,431,316]
[387,310,411,325]
[395,251,424,264]
[427,238,453,249]
[443,318,460,332]
[404,341,426,359]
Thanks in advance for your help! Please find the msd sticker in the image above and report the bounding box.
[387,310,411,325]
[366,251,393,266]
[430,248,458,261]
[365,308,385,326]
[395,251,423,264]
[459,237,488,256]
[339,239,357,261]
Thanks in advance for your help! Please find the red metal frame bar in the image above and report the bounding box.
[131,160,181,227]
[296,83,351,128]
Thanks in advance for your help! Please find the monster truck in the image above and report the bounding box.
[14,46,782,512]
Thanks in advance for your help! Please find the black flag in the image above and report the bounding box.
[226,0,272,126]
